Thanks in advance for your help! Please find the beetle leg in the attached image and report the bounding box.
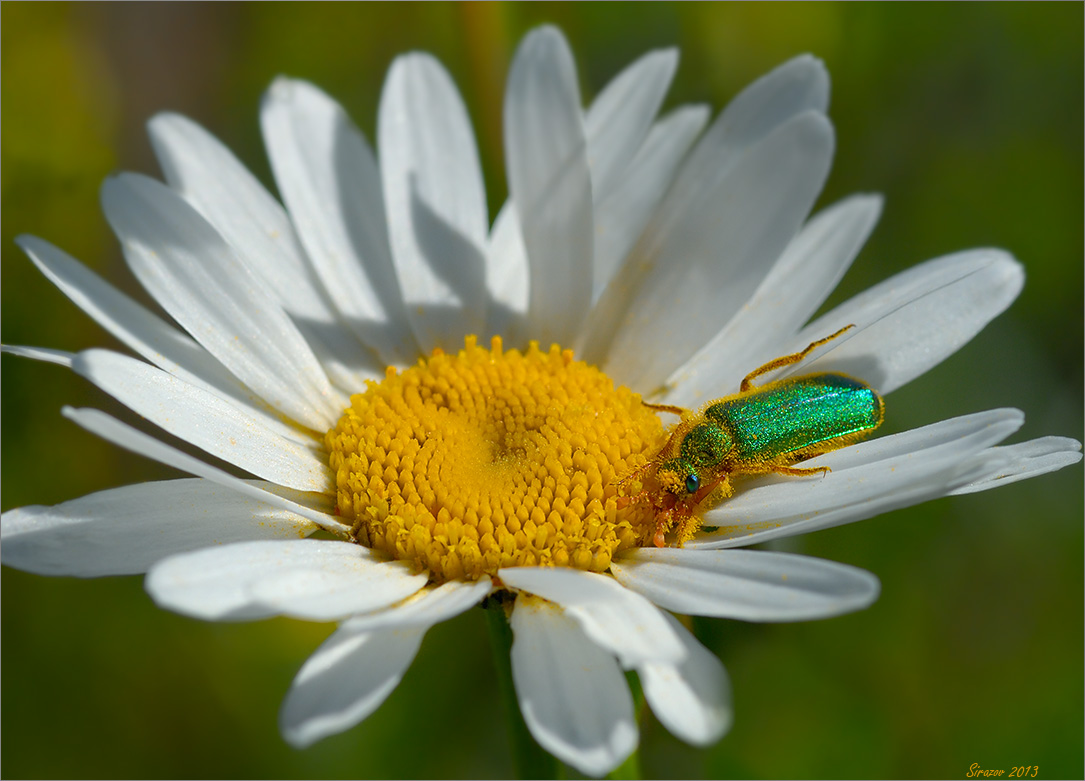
[652,519,670,548]
[740,324,856,392]
[651,494,679,547]
[653,504,675,547]
[615,461,653,493]
[641,401,686,416]
[773,464,831,477]
[643,409,693,464]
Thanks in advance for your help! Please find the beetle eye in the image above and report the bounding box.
[685,473,700,494]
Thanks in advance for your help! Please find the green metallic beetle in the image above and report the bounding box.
[619,325,884,547]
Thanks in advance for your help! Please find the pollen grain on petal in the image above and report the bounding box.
[326,336,665,581]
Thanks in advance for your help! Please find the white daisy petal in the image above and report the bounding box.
[949,437,1083,495]
[280,622,423,749]
[797,407,1025,471]
[278,578,490,748]
[639,612,732,746]
[621,53,829,266]
[146,539,427,622]
[247,563,425,623]
[61,407,349,534]
[510,594,637,777]
[379,53,488,352]
[9,248,314,444]
[260,77,416,365]
[504,25,594,347]
[792,250,1024,394]
[71,349,330,493]
[584,48,678,199]
[688,408,1025,548]
[66,340,314,449]
[489,88,700,341]
[1,344,74,367]
[694,53,830,171]
[591,110,835,389]
[14,235,289,419]
[148,112,381,391]
[592,105,711,302]
[666,194,883,404]
[484,201,530,343]
[499,566,685,667]
[148,111,316,302]
[583,53,830,376]
[100,173,341,430]
[0,478,321,578]
[339,577,493,633]
[612,548,880,622]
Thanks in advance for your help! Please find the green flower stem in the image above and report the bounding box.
[485,601,562,780]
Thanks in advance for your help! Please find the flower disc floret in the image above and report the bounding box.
[326,336,667,581]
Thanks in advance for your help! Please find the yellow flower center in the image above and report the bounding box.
[326,336,666,582]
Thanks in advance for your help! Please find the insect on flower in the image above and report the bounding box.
[619,325,885,547]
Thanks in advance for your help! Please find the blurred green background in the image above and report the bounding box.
[2,2,1082,779]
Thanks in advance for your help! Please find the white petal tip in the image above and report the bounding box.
[519,25,572,57]
[280,724,323,750]
[529,23,563,39]
[851,191,884,211]
[266,75,307,104]
[647,46,680,71]
[146,110,187,135]
[787,53,828,77]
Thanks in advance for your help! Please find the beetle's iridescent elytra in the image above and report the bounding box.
[619,326,884,547]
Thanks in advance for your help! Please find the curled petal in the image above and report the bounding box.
[509,594,637,777]
[280,624,424,748]
[500,566,686,666]
[638,613,732,746]
[279,578,491,748]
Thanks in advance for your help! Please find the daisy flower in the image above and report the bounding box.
[2,25,1080,778]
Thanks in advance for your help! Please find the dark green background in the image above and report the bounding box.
[2,3,1082,778]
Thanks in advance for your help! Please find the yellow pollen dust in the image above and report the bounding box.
[326,335,667,582]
